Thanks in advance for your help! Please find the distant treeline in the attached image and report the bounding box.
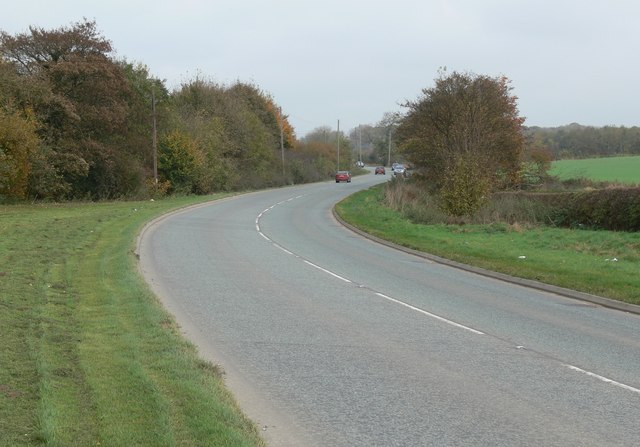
[525,123,640,160]
[0,20,342,202]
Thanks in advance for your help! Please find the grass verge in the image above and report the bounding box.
[0,196,266,447]
[335,185,640,305]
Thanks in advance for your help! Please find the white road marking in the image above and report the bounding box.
[375,292,485,335]
[272,243,294,256]
[256,195,481,334]
[564,364,640,394]
[256,195,640,396]
[303,260,352,283]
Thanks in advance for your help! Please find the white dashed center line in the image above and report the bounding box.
[256,194,639,396]
[256,195,482,334]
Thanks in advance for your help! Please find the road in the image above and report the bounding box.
[138,171,640,446]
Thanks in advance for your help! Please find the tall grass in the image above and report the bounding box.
[0,197,266,446]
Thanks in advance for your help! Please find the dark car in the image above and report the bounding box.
[375,166,386,175]
[335,171,352,183]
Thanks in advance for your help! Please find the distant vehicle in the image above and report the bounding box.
[355,160,365,168]
[392,164,406,176]
[374,166,386,175]
[335,171,352,183]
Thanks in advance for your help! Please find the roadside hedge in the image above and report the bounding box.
[519,188,640,232]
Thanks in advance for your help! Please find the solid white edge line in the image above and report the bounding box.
[376,292,485,335]
[564,364,640,395]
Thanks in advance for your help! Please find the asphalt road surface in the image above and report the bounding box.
[138,171,640,446]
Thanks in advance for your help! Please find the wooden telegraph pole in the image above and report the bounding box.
[152,89,158,184]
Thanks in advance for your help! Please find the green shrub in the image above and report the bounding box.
[558,187,640,231]
[384,181,640,232]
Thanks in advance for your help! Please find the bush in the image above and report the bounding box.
[384,181,640,232]
[477,192,563,226]
[384,179,474,225]
[439,154,491,216]
[556,187,640,231]
[484,189,640,232]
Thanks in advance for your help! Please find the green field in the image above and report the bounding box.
[550,155,640,184]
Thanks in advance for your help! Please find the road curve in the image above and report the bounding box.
[138,171,640,447]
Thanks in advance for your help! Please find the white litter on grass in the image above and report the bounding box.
[518,255,526,259]
[605,257,619,262]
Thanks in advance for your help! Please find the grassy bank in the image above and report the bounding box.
[0,196,266,447]
[335,185,640,305]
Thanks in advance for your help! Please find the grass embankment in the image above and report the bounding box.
[0,197,266,447]
[336,185,640,305]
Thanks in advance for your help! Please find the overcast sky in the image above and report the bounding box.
[3,0,640,137]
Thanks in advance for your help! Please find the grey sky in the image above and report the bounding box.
[3,0,639,137]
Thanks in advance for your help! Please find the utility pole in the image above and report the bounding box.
[358,125,362,164]
[279,107,285,181]
[387,127,392,167]
[152,89,158,184]
[337,119,340,170]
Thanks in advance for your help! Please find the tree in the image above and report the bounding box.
[170,77,284,190]
[0,107,39,200]
[375,112,402,166]
[267,98,295,149]
[158,130,205,193]
[303,126,333,144]
[119,60,170,182]
[397,70,525,215]
[1,19,140,199]
[348,124,373,162]
[524,124,640,159]
[521,134,554,186]
[1,19,329,201]
[301,125,353,170]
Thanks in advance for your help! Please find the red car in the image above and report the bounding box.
[335,171,352,183]
[374,166,386,175]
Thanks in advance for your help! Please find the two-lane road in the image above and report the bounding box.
[139,171,640,446]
